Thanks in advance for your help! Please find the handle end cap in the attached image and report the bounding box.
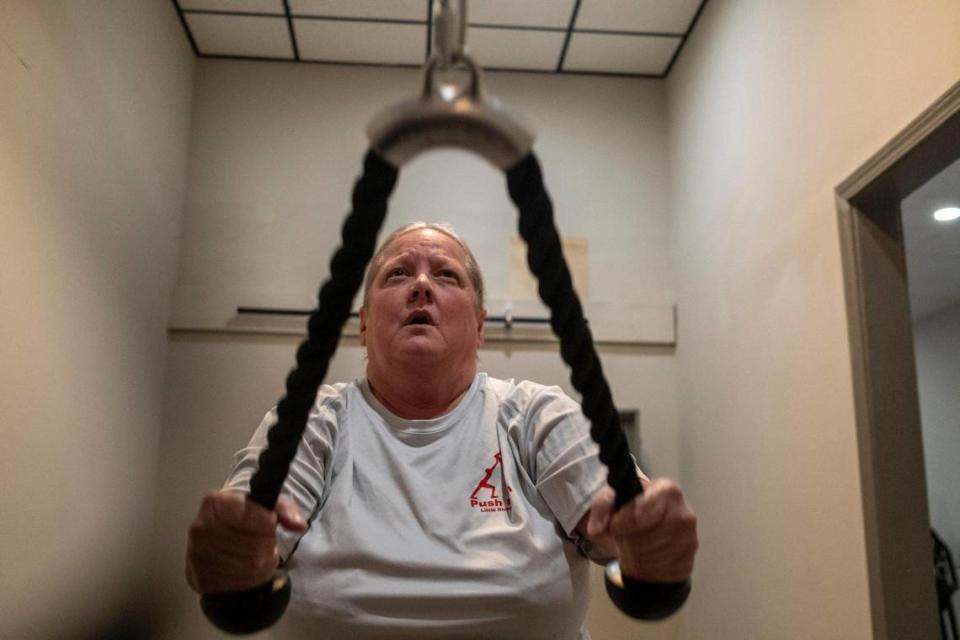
[201,574,291,635]
[604,561,690,621]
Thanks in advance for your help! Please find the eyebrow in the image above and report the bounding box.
[384,248,464,267]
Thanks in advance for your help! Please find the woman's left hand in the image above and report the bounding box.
[583,478,698,583]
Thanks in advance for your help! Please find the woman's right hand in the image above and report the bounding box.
[186,490,307,594]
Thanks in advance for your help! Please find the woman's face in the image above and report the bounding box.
[360,228,485,378]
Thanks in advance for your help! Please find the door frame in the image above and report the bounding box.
[835,80,960,639]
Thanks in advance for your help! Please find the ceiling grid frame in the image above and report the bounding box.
[171,0,708,78]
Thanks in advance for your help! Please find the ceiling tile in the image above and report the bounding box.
[186,14,294,58]
[289,0,428,21]
[295,19,426,64]
[563,32,679,75]
[467,27,565,71]
[576,0,701,34]
[179,0,284,14]
[468,0,575,29]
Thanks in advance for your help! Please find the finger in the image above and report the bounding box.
[191,500,277,569]
[620,530,698,567]
[190,543,281,593]
[621,541,697,583]
[616,504,697,547]
[609,479,684,536]
[609,494,666,537]
[188,515,278,575]
[187,524,278,583]
[190,541,277,582]
[586,487,615,538]
[195,524,278,561]
[618,536,697,579]
[615,529,676,557]
[616,526,698,583]
[275,495,308,533]
[624,561,694,584]
[209,491,278,535]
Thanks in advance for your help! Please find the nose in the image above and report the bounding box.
[409,272,434,303]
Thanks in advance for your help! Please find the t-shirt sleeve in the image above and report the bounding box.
[223,384,342,559]
[519,384,607,536]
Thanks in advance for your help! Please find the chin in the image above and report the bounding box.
[396,337,443,359]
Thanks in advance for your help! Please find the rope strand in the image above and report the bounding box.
[248,150,398,509]
[506,153,641,509]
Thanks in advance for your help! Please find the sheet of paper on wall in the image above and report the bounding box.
[510,235,589,300]
[505,235,675,345]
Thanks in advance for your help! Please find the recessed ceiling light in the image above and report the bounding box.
[933,207,960,222]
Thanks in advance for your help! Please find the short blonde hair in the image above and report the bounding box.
[361,222,485,312]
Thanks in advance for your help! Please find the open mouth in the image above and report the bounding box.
[405,311,435,326]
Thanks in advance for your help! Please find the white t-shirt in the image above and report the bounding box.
[225,373,607,639]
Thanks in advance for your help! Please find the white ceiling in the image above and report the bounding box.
[174,0,706,77]
[902,156,960,321]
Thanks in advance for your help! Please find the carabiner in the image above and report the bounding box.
[433,0,467,69]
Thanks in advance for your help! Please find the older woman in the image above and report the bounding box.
[186,222,697,639]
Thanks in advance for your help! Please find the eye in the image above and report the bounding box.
[436,269,461,283]
[385,267,408,281]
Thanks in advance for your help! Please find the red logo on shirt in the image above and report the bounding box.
[470,452,513,513]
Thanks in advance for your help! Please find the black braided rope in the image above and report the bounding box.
[506,153,642,510]
[211,148,683,631]
[248,150,398,509]
[246,149,639,515]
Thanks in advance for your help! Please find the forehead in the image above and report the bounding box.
[378,229,469,265]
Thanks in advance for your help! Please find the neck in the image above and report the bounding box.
[366,363,476,420]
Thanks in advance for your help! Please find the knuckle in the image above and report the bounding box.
[659,503,695,536]
[258,539,279,561]
[188,520,204,538]
[258,549,279,575]
[591,493,609,510]
[201,491,221,510]
[673,508,696,529]
[661,480,682,500]
[253,552,275,579]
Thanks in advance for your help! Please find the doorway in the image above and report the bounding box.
[903,154,960,639]
[836,81,960,639]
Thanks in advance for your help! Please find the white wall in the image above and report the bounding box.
[0,1,194,638]
[666,0,960,638]
[155,60,681,638]
[914,301,960,615]
[4,2,956,637]
[170,60,675,330]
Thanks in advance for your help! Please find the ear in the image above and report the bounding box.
[359,307,368,347]
[475,308,486,348]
